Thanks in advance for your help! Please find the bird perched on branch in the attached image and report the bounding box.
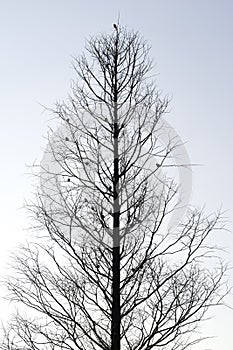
[113,23,117,30]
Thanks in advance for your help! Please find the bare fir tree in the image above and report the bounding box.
[1,24,229,350]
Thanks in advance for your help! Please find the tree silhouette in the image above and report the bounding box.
[0,24,229,350]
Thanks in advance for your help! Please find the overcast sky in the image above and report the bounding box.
[0,1,232,349]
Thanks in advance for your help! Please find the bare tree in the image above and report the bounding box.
[0,24,229,350]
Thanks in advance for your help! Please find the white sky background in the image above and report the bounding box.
[0,0,232,349]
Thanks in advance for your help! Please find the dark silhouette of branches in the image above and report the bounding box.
[0,24,229,350]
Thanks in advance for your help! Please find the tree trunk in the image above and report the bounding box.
[111,99,121,350]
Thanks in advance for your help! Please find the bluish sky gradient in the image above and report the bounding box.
[0,1,232,348]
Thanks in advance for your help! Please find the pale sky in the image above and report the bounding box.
[0,1,232,349]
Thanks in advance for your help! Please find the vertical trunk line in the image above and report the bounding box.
[111,101,121,350]
[111,26,121,350]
